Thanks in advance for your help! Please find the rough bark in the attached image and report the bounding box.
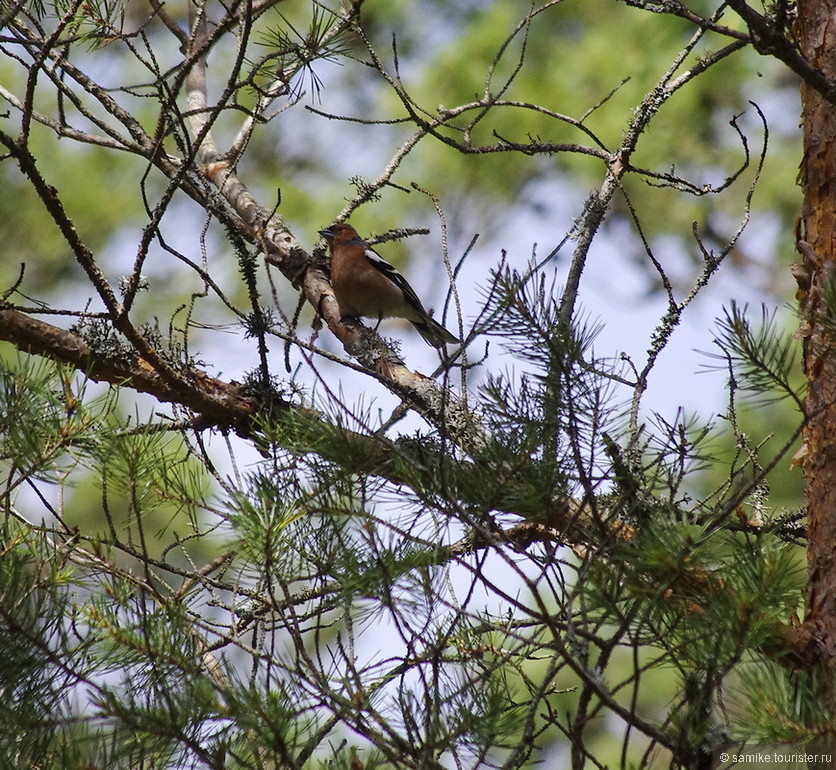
[795,0,836,711]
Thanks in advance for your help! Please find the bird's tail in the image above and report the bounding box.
[411,316,459,348]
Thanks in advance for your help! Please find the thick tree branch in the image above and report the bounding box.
[0,306,610,550]
[0,308,259,424]
[726,0,836,104]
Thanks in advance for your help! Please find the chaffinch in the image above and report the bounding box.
[319,223,459,348]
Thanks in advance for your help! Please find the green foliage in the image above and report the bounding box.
[0,526,85,769]
[0,304,812,766]
[694,303,806,511]
[710,302,804,406]
[734,664,831,744]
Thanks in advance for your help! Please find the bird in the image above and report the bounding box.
[319,223,459,348]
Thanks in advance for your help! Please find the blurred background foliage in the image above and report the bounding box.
[1,0,802,290]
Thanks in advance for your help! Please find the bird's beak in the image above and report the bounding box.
[318,227,334,240]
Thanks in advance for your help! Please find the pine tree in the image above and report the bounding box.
[0,1,831,768]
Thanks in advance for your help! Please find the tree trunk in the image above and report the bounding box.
[796,0,836,719]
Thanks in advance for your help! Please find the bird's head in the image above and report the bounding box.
[318,223,352,241]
